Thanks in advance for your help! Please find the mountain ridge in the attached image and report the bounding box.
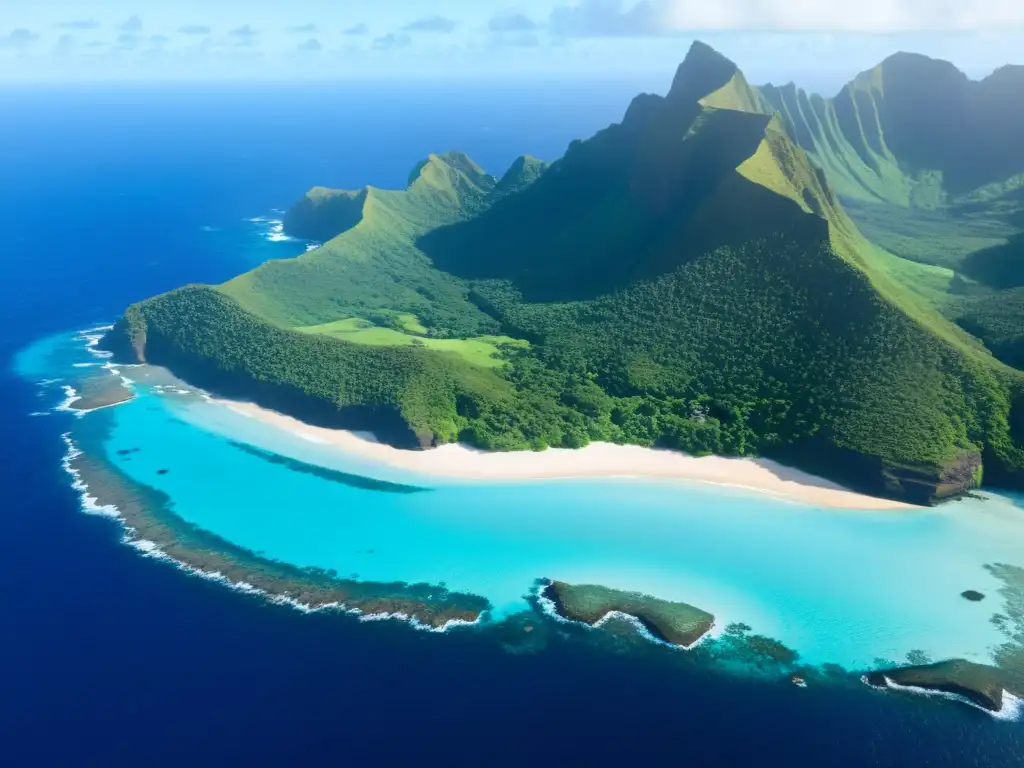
[762,51,1024,206]
[103,41,1024,504]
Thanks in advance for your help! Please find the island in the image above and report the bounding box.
[866,659,1009,713]
[101,41,1024,505]
[542,581,715,648]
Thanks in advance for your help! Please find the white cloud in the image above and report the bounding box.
[669,0,1024,31]
[490,13,540,32]
[0,29,40,47]
[57,20,100,31]
[551,0,1024,35]
[230,25,259,46]
[373,33,412,50]
[55,34,76,53]
[551,1,668,36]
[401,16,457,33]
[492,31,542,47]
[116,33,141,49]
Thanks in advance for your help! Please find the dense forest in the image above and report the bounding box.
[105,42,1024,504]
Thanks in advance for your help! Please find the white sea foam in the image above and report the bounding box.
[55,385,81,413]
[74,326,114,360]
[102,361,135,387]
[72,363,101,368]
[28,411,49,417]
[266,220,293,242]
[245,216,268,223]
[60,434,121,519]
[59,433,480,635]
[864,675,1022,721]
[305,242,320,253]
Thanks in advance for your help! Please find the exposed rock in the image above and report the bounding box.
[866,659,1007,712]
[961,590,986,601]
[544,580,714,648]
[776,438,983,505]
[69,374,134,412]
[283,186,367,242]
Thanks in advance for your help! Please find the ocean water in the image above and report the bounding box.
[3,83,1024,767]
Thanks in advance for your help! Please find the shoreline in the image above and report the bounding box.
[210,397,918,511]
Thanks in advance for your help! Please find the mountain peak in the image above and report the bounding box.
[668,41,739,103]
[871,51,968,87]
[491,155,548,199]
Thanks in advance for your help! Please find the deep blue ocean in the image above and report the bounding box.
[2,82,1023,767]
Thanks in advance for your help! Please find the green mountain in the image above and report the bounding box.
[761,53,1024,373]
[104,42,1024,504]
[762,53,1024,207]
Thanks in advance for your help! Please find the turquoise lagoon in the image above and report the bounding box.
[18,331,1024,673]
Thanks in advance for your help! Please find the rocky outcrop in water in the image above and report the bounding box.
[69,374,135,412]
[544,581,714,647]
[866,659,1007,712]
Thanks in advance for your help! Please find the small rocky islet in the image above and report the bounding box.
[865,659,1010,713]
[542,580,715,648]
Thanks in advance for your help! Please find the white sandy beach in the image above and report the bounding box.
[212,398,918,511]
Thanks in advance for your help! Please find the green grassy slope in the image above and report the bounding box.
[220,152,502,333]
[109,285,512,447]
[295,316,526,370]
[105,42,1024,502]
[759,81,918,206]
[761,53,1024,374]
[761,53,1024,206]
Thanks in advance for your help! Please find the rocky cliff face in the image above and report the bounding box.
[282,186,368,242]
[775,439,982,506]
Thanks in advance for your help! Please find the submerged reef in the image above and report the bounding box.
[866,660,1008,712]
[226,440,429,494]
[66,415,488,629]
[987,563,1024,696]
[69,373,135,412]
[543,580,715,647]
[864,564,1024,713]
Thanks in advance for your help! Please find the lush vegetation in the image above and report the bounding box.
[295,315,527,369]
[763,50,1024,379]
[954,291,1024,371]
[107,42,1024,502]
[113,286,512,447]
[762,53,1024,204]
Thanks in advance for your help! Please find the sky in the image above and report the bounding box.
[1,1,1022,93]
